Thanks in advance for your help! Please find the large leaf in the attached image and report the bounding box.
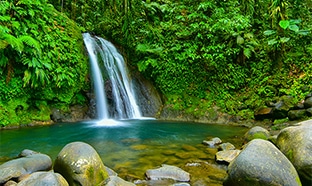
[288,25,299,32]
[279,20,289,30]
[264,30,276,36]
[268,39,278,45]
[280,37,290,43]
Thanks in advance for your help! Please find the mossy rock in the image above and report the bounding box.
[244,126,270,142]
[276,120,312,184]
[54,142,109,185]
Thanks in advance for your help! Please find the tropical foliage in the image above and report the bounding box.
[1,0,312,125]
[0,0,88,125]
[54,0,311,117]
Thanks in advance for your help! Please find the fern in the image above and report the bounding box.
[3,34,24,52]
[19,35,41,54]
[0,1,10,14]
[0,40,8,49]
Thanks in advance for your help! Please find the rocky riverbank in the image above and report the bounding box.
[0,120,311,185]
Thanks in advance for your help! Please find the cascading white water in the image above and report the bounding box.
[83,33,141,120]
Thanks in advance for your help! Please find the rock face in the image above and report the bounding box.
[276,120,312,183]
[145,164,190,182]
[224,139,301,186]
[0,150,52,184]
[17,171,68,186]
[244,126,270,142]
[54,142,109,186]
[133,75,163,117]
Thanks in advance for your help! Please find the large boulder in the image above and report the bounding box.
[17,171,68,186]
[145,164,190,182]
[224,139,301,186]
[54,142,109,186]
[276,120,312,183]
[0,150,52,184]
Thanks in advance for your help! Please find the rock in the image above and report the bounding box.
[244,126,270,142]
[0,152,52,184]
[202,137,222,147]
[145,164,190,182]
[288,109,306,120]
[17,171,68,186]
[276,120,312,183]
[304,97,312,108]
[105,176,135,186]
[273,96,295,119]
[4,180,17,186]
[254,107,273,120]
[215,150,241,164]
[54,142,109,186]
[218,142,235,151]
[224,139,301,186]
[306,107,312,116]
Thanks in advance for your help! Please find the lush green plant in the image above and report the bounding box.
[0,0,89,126]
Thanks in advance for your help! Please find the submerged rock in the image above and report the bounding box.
[17,171,68,186]
[276,120,312,184]
[0,150,52,184]
[202,137,222,147]
[54,141,109,186]
[106,176,135,186]
[145,164,190,182]
[224,139,301,186]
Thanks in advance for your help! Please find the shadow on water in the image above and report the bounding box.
[0,119,248,180]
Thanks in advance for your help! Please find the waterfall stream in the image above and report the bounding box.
[83,33,141,120]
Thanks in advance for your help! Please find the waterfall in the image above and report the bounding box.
[83,33,141,120]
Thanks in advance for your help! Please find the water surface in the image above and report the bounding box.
[0,120,247,179]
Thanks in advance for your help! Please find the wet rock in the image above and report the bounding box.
[3,180,17,186]
[304,97,312,108]
[244,126,270,142]
[306,107,312,117]
[106,176,135,186]
[273,96,295,119]
[288,109,306,120]
[0,151,52,184]
[218,142,235,151]
[202,137,222,147]
[215,150,241,164]
[54,141,109,186]
[145,164,190,182]
[224,139,301,186]
[254,107,273,120]
[276,120,312,183]
[17,171,68,186]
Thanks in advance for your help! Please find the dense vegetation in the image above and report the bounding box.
[1,0,311,126]
[0,0,88,126]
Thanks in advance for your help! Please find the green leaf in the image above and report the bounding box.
[279,20,289,30]
[297,30,310,35]
[288,25,299,32]
[289,19,301,25]
[264,30,276,36]
[280,37,290,43]
[268,39,278,45]
[243,48,251,59]
[236,36,244,45]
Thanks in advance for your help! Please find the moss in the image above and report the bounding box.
[286,149,294,162]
